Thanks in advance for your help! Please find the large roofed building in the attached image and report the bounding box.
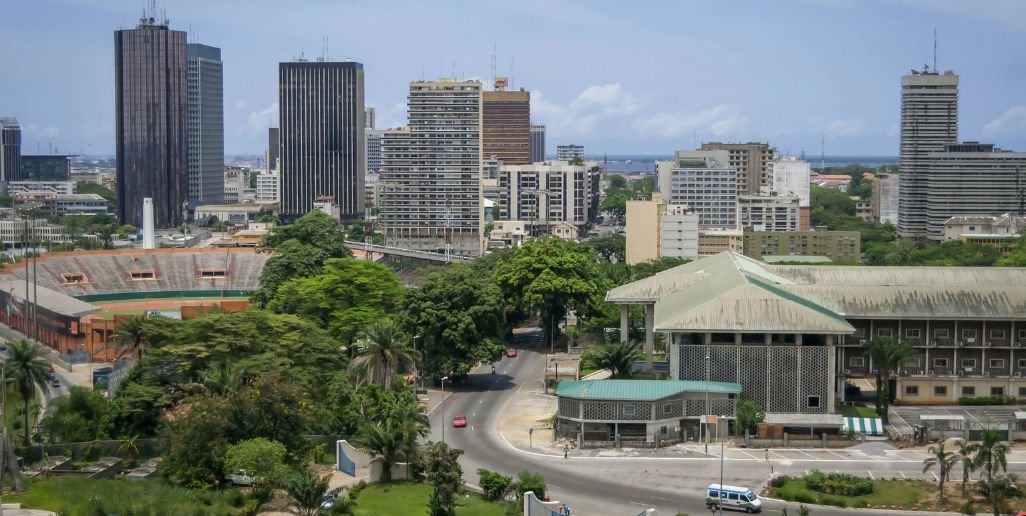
[606,252,1026,422]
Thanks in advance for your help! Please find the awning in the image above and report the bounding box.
[842,417,883,436]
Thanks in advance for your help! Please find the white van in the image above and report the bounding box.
[706,484,763,513]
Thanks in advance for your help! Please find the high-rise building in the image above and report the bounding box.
[736,194,800,232]
[625,197,666,265]
[498,162,592,235]
[366,129,384,174]
[380,79,482,255]
[256,170,279,203]
[556,144,584,161]
[701,142,776,196]
[0,118,22,182]
[186,43,224,206]
[114,13,188,228]
[482,84,530,165]
[771,157,811,230]
[657,150,737,229]
[20,155,70,181]
[872,172,899,224]
[278,59,365,221]
[365,106,375,129]
[660,204,699,261]
[530,125,546,163]
[897,70,959,238]
[266,127,279,173]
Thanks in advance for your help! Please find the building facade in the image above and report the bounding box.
[736,194,799,232]
[55,194,109,215]
[872,173,899,225]
[380,79,482,256]
[556,144,584,161]
[698,229,743,257]
[625,198,665,265]
[115,16,188,228]
[278,60,365,221]
[20,155,70,181]
[658,150,737,229]
[530,125,546,163]
[744,230,861,263]
[366,129,384,174]
[498,162,592,235]
[0,118,21,183]
[186,43,224,206]
[898,70,959,238]
[365,106,375,129]
[701,142,776,196]
[771,157,811,229]
[482,87,530,165]
[7,181,76,195]
[660,205,699,261]
[255,171,279,203]
[266,127,279,173]
[944,213,1026,241]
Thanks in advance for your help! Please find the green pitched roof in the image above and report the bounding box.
[555,379,742,401]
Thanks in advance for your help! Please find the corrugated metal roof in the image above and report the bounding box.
[767,265,1026,287]
[761,255,833,264]
[0,279,100,317]
[764,413,844,425]
[781,285,1026,319]
[555,379,742,400]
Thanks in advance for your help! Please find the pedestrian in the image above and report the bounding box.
[566,505,572,516]
[563,444,569,459]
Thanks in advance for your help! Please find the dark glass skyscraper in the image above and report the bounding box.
[0,117,21,182]
[279,60,365,221]
[114,15,188,228]
[187,43,224,206]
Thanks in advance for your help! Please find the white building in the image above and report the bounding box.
[943,213,1026,241]
[256,171,279,203]
[771,157,810,206]
[487,220,528,250]
[6,181,76,196]
[737,194,799,232]
[0,219,72,250]
[659,205,699,260]
[555,144,584,161]
[873,173,899,224]
[498,161,591,234]
[194,203,276,224]
[657,150,737,229]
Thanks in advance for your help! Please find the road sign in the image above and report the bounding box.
[701,415,718,425]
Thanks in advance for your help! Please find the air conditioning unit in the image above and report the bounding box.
[859,339,867,346]
[843,369,851,375]
[928,369,935,376]
[963,367,973,375]
[900,368,908,376]
[1015,371,1022,378]
[958,341,966,347]
[1017,340,1026,347]
[928,341,937,347]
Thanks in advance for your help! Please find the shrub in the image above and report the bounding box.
[803,469,872,496]
[820,495,848,507]
[959,395,1015,406]
[238,499,261,516]
[790,492,816,504]
[769,475,792,488]
[478,468,513,501]
[515,470,546,500]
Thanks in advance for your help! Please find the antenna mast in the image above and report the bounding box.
[491,43,497,86]
[933,28,937,72]
[820,136,826,172]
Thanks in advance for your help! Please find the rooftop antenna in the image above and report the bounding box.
[820,135,826,171]
[491,42,497,87]
[510,55,515,89]
[933,28,937,73]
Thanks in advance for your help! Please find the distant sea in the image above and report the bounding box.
[580,154,899,174]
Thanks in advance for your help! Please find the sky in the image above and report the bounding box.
[1,0,1026,157]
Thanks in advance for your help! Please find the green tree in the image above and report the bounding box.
[225,376,311,459]
[348,220,366,241]
[973,430,1010,483]
[160,395,233,487]
[283,469,331,516]
[425,442,464,516]
[977,473,1021,516]
[201,361,244,396]
[77,181,117,202]
[478,468,513,501]
[957,439,978,496]
[922,441,957,502]
[3,340,51,445]
[587,234,626,262]
[609,175,627,189]
[514,470,546,500]
[732,400,766,436]
[40,386,109,443]
[865,337,915,425]
[223,437,291,487]
[599,190,628,221]
[349,319,417,389]
[110,316,149,359]
[253,210,350,307]
[387,396,430,478]
[585,340,642,379]
[354,421,402,482]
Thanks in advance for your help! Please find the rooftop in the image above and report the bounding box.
[760,255,833,264]
[555,379,742,401]
[0,279,99,318]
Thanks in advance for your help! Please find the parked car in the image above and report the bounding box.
[452,413,467,428]
[0,343,7,352]
[51,378,60,388]
[506,348,518,358]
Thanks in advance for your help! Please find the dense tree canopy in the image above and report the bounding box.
[253,210,350,306]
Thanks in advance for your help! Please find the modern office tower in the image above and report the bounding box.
[743,230,861,263]
[556,144,584,161]
[498,162,591,235]
[186,43,224,206]
[701,142,776,196]
[482,80,530,165]
[278,59,365,221]
[380,79,482,255]
[920,142,1026,239]
[736,194,800,232]
[366,129,384,174]
[657,150,737,229]
[266,127,279,173]
[660,204,699,261]
[530,125,546,163]
[771,156,811,229]
[0,118,22,182]
[872,172,900,224]
[114,13,188,228]
[365,106,375,129]
[897,69,959,238]
[20,155,70,181]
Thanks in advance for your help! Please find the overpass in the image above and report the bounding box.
[344,241,473,264]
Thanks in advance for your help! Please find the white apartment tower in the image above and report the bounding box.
[498,162,591,234]
[657,150,737,229]
[659,204,699,260]
[380,79,483,255]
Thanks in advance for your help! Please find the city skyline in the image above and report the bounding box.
[1,0,1026,157]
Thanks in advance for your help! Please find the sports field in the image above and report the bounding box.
[87,295,249,320]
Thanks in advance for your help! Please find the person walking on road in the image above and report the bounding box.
[563,444,569,459]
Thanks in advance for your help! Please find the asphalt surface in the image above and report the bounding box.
[426,330,952,516]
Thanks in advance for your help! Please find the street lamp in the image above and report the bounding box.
[440,376,449,444]
[413,335,422,390]
[704,354,710,453]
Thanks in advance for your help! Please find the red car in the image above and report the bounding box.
[452,413,467,428]
[506,348,518,358]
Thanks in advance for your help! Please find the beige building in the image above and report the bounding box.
[744,229,861,263]
[701,142,776,196]
[697,228,743,257]
[737,194,799,232]
[625,197,665,264]
[852,197,874,223]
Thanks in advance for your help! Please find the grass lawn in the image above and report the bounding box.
[839,405,878,418]
[774,477,929,509]
[7,476,242,514]
[353,481,511,516]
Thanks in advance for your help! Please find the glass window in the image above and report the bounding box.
[807,396,820,407]
[962,329,978,340]
[991,387,1005,396]
[905,385,919,395]
[933,358,949,368]
[849,357,865,367]
[990,359,1005,369]
[934,386,947,396]
[877,328,894,338]
[1019,387,1026,397]
[991,329,1006,340]
[1018,359,1026,369]
[622,405,635,416]
[729,493,739,501]
[935,329,950,339]
[962,386,976,396]
[962,359,977,369]
[906,328,922,339]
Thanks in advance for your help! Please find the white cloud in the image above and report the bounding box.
[825,118,867,137]
[234,101,277,138]
[983,106,1026,137]
[634,105,750,139]
[532,83,640,137]
[375,102,408,130]
[22,123,60,139]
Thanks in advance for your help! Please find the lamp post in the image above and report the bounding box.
[413,334,421,391]
[718,415,725,516]
[440,376,449,444]
[704,354,710,453]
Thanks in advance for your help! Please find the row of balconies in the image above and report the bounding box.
[844,368,1026,379]
[843,337,1026,348]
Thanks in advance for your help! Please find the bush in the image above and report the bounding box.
[803,469,872,496]
[790,492,816,504]
[959,395,1015,406]
[238,499,261,516]
[769,475,791,488]
[478,468,513,501]
[820,495,848,507]
[515,470,546,500]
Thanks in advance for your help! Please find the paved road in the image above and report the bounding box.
[427,330,953,516]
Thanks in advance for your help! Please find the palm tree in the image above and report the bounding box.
[282,469,331,516]
[111,316,149,360]
[864,337,915,424]
[973,429,1010,482]
[117,434,141,461]
[591,340,642,379]
[957,439,978,496]
[349,320,418,388]
[386,400,430,478]
[977,473,1021,516]
[922,441,957,502]
[3,340,50,445]
[353,421,403,482]
[201,361,244,395]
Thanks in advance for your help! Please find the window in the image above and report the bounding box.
[905,385,919,395]
[877,328,894,338]
[962,359,977,369]
[906,328,922,339]
[849,357,865,367]
[663,404,673,415]
[935,329,950,339]
[807,396,820,408]
[990,329,1006,340]
[991,387,1005,396]
[962,386,976,396]
[61,272,86,285]
[199,268,227,279]
[933,358,949,368]
[990,359,1005,369]
[1019,387,1026,397]
[708,490,719,499]
[934,386,947,396]
[962,329,978,340]
[1018,359,1026,369]
[128,269,156,281]
[728,493,739,501]
[1019,330,1026,341]
[622,405,635,416]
